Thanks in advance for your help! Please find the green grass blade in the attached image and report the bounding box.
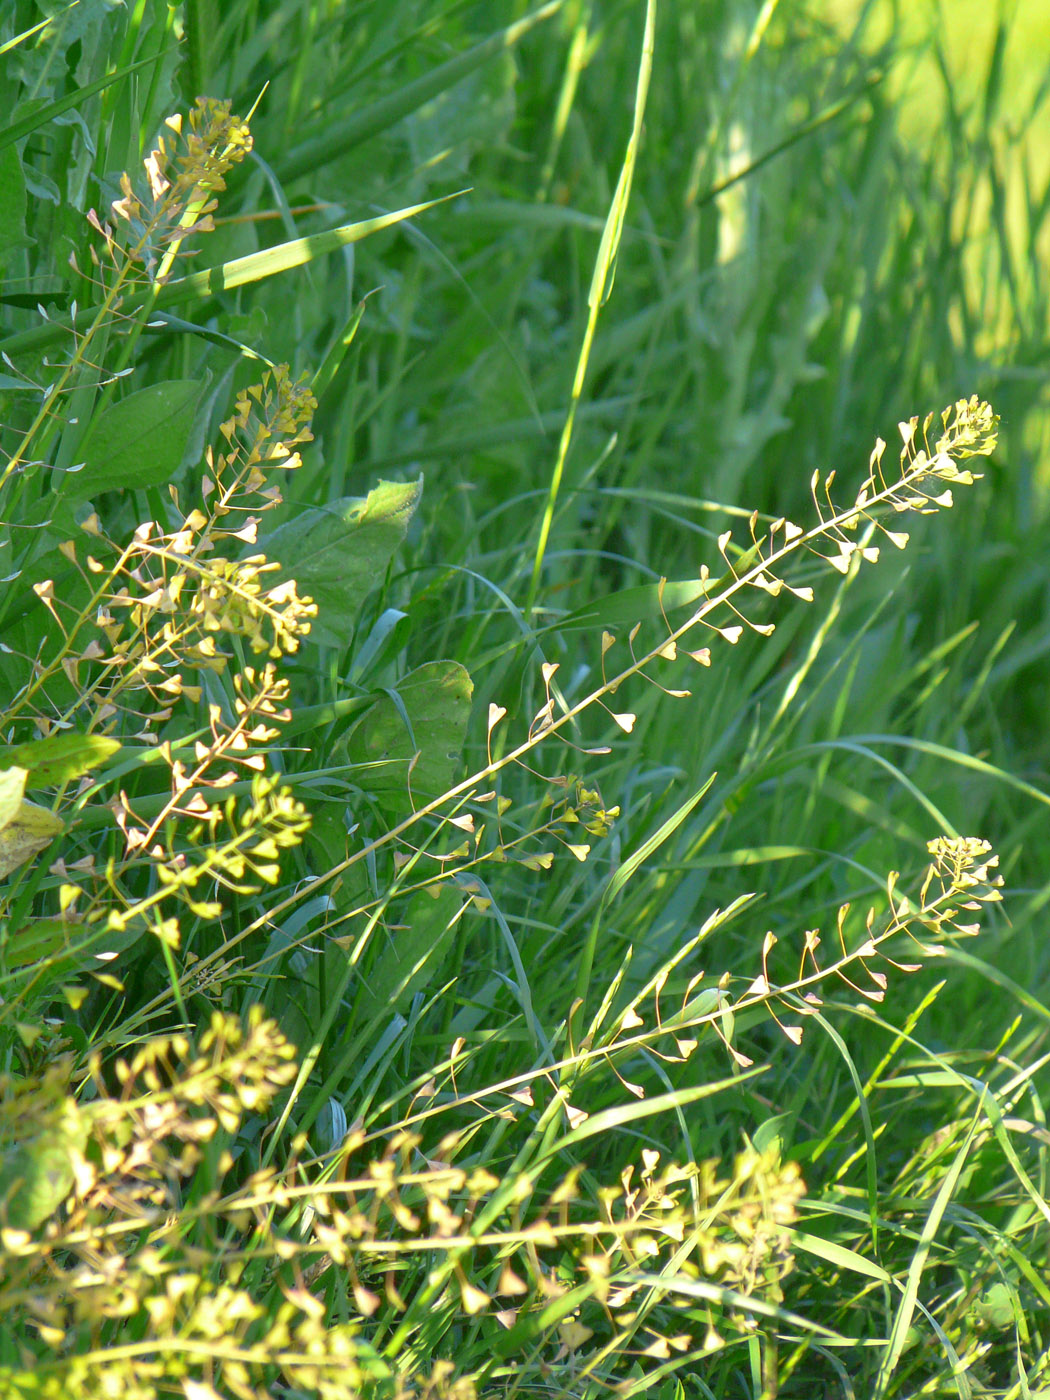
[0,195,462,359]
[874,1111,982,1397]
[527,0,655,613]
[0,4,75,56]
[0,51,170,153]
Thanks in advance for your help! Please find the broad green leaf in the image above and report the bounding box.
[282,694,377,741]
[0,1142,74,1228]
[260,477,423,647]
[347,660,473,810]
[0,734,120,788]
[0,1119,87,1229]
[0,799,64,878]
[66,380,200,501]
[352,886,461,1021]
[752,1111,796,1156]
[2,916,86,969]
[301,808,353,874]
[0,767,27,832]
[970,1282,1016,1331]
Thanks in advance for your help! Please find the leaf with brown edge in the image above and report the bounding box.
[0,734,120,789]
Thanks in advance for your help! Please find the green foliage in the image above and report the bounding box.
[70,380,202,502]
[260,477,424,648]
[1,1,1049,1397]
[347,660,474,810]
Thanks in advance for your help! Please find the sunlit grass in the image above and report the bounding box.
[1,0,1049,1395]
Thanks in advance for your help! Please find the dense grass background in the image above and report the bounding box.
[3,0,1050,1395]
